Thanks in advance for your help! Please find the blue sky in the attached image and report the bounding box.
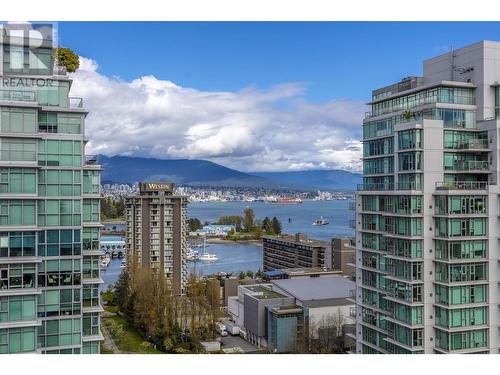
[60,22,500,102]
[61,22,500,172]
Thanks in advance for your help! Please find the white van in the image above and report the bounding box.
[215,322,228,337]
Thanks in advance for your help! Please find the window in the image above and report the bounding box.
[0,263,35,289]
[37,199,81,226]
[38,139,81,167]
[0,327,35,353]
[38,169,81,196]
[37,288,81,318]
[0,168,36,194]
[83,312,100,336]
[37,229,81,257]
[0,138,36,162]
[83,227,99,251]
[37,318,81,349]
[83,199,100,223]
[37,259,81,288]
[0,231,35,257]
[1,107,36,133]
[0,295,36,322]
[39,112,81,134]
[83,170,100,194]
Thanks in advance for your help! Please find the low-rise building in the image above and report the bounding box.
[262,233,331,272]
[227,276,356,353]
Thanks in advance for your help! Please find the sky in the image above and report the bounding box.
[58,22,500,172]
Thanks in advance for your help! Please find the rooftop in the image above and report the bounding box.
[263,233,328,248]
[271,276,355,303]
[243,284,286,299]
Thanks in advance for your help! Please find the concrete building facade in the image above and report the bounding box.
[125,182,188,295]
[354,40,500,354]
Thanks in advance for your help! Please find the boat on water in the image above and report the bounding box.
[312,216,330,226]
[119,260,127,269]
[186,248,200,261]
[272,197,303,204]
[198,252,218,261]
[100,257,111,268]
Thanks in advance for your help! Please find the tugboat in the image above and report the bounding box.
[312,216,330,226]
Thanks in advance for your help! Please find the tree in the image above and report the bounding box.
[55,47,80,73]
[218,215,242,231]
[188,218,203,232]
[255,268,263,279]
[271,217,282,235]
[246,270,254,279]
[243,208,255,232]
[262,217,270,231]
[238,271,245,280]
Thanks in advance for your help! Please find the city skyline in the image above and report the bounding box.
[58,22,500,173]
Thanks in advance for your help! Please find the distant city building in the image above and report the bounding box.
[331,237,356,279]
[125,182,188,295]
[0,23,103,354]
[262,233,330,272]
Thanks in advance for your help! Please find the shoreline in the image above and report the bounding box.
[206,238,262,246]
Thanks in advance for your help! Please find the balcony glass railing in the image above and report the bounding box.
[435,181,488,190]
[447,139,489,150]
[69,97,83,108]
[357,182,421,191]
[445,161,489,172]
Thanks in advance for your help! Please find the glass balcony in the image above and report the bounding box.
[445,161,489,172]
[69,97,83,108]
[435,181,488,191]
[357,182,421,191]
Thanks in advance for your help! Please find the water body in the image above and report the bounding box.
[100,200,353,288]
[101,257,124,291]
[188,199,354,242]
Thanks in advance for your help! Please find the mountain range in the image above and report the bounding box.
[98,155,361,191]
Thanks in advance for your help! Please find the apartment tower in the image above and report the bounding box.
[0,24,103,354]
[354,41,500,353]
[125,182,188,295]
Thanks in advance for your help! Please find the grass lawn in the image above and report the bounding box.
[103,311,163,354]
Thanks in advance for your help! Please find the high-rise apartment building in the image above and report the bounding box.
[0,24,103,354]
[125,182,188,295]
[262,233,330,272]
[354,40,500,354]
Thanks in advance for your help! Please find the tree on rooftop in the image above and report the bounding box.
[55,47,80,73]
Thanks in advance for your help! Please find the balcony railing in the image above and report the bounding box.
[349,220,357,229]
[446,160,489,172]
[435,181,488,191]
[85,155,98,165]
[357,182,421,191]
[69,97,83,108]
[0,89,36,102]
[453,139,489,150]
[349,289,356,299]
[349,201,357,210]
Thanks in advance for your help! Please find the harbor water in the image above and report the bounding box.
[100,199,354,289]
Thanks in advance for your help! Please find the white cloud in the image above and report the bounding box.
[70,56,366,173]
